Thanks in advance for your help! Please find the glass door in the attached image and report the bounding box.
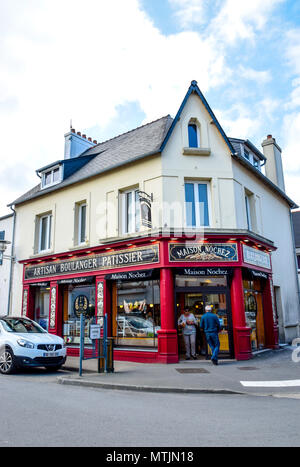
[176,288,233,358]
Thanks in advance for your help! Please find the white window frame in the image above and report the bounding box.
[41,165,62,189]
[121,188,140,235]
[184,181,211,228]
[38,214,52,253]
[78,202,87,245]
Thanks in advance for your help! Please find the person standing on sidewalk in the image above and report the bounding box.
[178,308,197,360]
[200,305,221,365]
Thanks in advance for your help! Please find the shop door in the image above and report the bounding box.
[176,288,234,359]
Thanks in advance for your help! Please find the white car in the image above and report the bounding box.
[0,316,67,374]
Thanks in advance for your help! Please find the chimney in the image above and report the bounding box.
[64,128,97,159]
[261,135,285,192]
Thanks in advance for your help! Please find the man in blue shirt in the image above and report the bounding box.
[200,305,221,365]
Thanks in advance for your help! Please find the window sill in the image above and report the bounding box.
[69,242,90,251]
[29,250,54,259]
[182,147,211,156]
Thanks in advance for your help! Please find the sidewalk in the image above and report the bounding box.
[57,346,300,397]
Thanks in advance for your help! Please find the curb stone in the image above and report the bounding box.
[57,376,246,395]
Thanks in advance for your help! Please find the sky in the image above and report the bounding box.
[0,0,300,217]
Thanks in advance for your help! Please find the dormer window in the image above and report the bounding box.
[243,148,261,171]
[41,165,62,189]
[188,123,198,148]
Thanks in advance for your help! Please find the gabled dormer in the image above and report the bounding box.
[36,127,99,190]
[229,138,266,172]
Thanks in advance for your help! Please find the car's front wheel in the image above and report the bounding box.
[0,348,17,375]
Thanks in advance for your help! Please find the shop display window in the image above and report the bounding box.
[63,285,95,346]
[114,280,160,348]
[34,287,50,331]
[243,277,265,351]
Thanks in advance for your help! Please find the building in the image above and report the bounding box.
[9,80,300,363]
[292,210,300,287]
[0,213,14,316]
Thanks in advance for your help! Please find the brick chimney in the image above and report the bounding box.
[64,128,97,159]
[261,135,285,192]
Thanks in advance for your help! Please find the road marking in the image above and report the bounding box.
[240,380,300,388]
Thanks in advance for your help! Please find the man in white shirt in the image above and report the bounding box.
[178,308,198,360]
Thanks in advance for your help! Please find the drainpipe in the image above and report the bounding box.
[7,205,16,316]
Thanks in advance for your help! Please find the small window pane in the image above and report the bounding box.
[185,183,196,227]
[53,168,60,182]
[44,172,52,185]
[126,192,133,233]
[135,190,140,232]
[188,124,198,148]
[80,205,86,243]
[245,196,251,230]
[40,217,48,251]
[198,184,209,226]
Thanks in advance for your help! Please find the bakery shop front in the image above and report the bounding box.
[20,235,278,363]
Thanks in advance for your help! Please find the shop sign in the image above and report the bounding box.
[243,245,271,270]
[90,324,101,340]
[248,269,268,280]
[169,243,238,263]
[57,277,95,285]
[138,191,152,229]
[74,294,89,318]
[105,269,156,281]
[176,267,233,276]
[24,245,159,280]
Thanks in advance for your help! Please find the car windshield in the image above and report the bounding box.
[1,318,46,334]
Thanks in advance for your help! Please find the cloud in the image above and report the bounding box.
[0,0,298,216]
[209,0,285,45]
[168,0,211,28]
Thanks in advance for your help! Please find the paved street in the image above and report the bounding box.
[1,366,300,447]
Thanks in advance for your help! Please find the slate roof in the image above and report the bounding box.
[11,115,173,206]
[229,137,266,161]
[292,211,300,248]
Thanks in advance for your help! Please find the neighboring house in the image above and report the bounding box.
[292,210,300,287]
[8,80,300,363]
[0,213,14,316]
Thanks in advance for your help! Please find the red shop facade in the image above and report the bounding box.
[20,234,278,363]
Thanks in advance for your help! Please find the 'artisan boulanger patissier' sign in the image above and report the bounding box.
[169,243,238,262]
[24,245,159,280]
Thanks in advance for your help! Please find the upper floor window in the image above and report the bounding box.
[121,188,141,234]
[245,194,252,230]
[41,165,62,189]
[185,181,210,228]
[188,123,198,148]
[77,202,87,245]
[38,214,52,252]
[297,255,300,271]
[243,149,261,171]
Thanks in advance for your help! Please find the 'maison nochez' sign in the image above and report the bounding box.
[169,243,238,262]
